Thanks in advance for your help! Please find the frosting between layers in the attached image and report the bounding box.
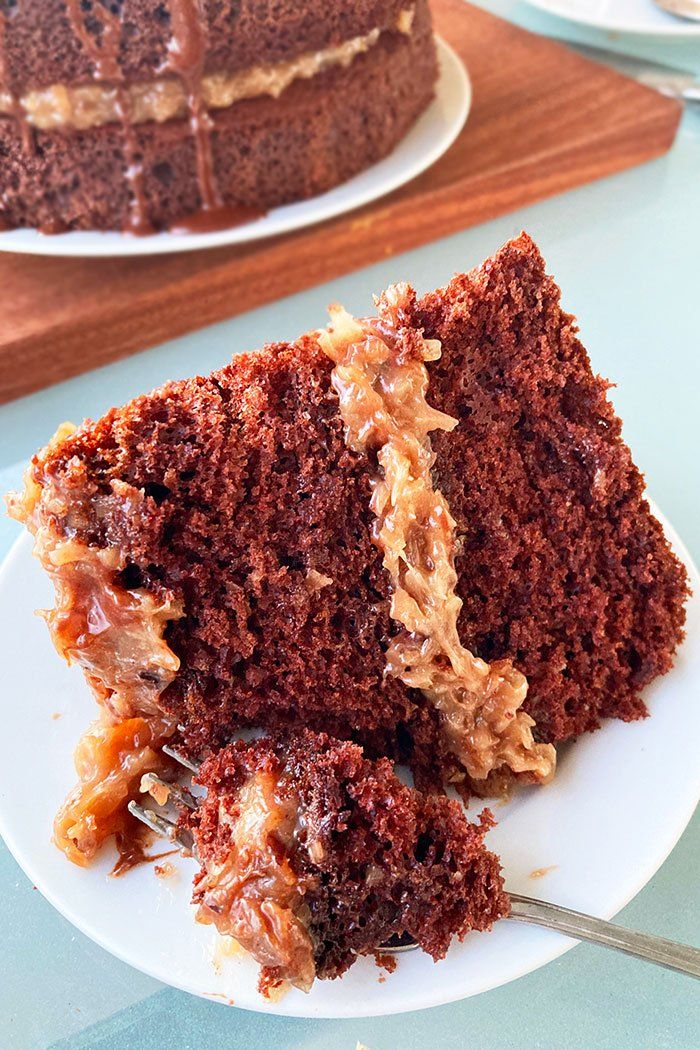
[0,12,414,132]
[319,289,557,787]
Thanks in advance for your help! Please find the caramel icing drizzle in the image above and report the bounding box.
[7,424,183,722]
[164,0,221,213]
[319,287,556,787]
[53,714,176,867]
[63,0,152,234]
[64,0,121,82]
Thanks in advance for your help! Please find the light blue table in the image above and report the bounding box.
[1,3,698,1047]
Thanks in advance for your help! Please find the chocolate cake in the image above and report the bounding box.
[181,730,509,992]
[0,1,436,233]
[8,233,688,866]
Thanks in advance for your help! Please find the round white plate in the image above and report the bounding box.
[0,38,470,259]
[522,0,700,36]
[0,506,698,1019]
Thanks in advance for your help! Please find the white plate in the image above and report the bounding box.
[522,0,700,36]
[0,38,470,259]
[0,506,698,1019]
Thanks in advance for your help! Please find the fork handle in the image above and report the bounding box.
[508,893,700,978]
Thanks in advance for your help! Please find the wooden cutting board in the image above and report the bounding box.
[0,0,681,404]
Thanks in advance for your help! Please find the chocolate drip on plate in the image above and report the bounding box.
[64,0,153,234]
[168,201,264,234]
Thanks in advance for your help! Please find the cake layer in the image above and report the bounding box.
[419,237,689,742]
[11,235,688,793]
[0,12,415,131]
[0,0,413,95]
[0,11,436,231]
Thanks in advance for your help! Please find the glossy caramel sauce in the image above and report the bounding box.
[8,439,183,722]
[111,822,177,877]
[195,770,316,993]
[8,426,184,865]
[167,201,264,235]
[54,715,176,866]
[319,288,556,787]
[164,0,220,213]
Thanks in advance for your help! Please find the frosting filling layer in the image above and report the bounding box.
[319,288,557,788]
[0,12,415,132]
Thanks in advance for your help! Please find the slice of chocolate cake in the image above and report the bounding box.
[8,233,688,865]
[181,731,509,993]
[0,1,436,233]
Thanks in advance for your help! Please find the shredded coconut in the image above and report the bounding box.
[319,288,556,786]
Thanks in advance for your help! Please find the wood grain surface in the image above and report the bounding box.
[0,0,681,404]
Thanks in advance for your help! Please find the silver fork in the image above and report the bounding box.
[129,750,700,980]
[654,0,700,21]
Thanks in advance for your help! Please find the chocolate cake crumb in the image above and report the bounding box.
[419,233,689,742]
[374,952,398,974]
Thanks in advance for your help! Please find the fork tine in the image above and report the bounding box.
[128,801,194,852]
[162,744,201,773]
[380,932,418,953]
[141,772,198,810]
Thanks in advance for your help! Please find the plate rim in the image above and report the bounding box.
[521,0,700,37]
[0,501,698,1018]
[0,37,471,259]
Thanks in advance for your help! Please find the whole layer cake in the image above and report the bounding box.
[9,234,689,865]
[0,0,436,233]
[180,730,508,992]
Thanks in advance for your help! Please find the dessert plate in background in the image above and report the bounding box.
[0,505,698,1018]
[0,38,469,260]
[522,0,700,36]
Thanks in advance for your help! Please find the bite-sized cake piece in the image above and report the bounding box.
[0,1,436,232]
[8,234,688,864]
[184,731,509,992]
